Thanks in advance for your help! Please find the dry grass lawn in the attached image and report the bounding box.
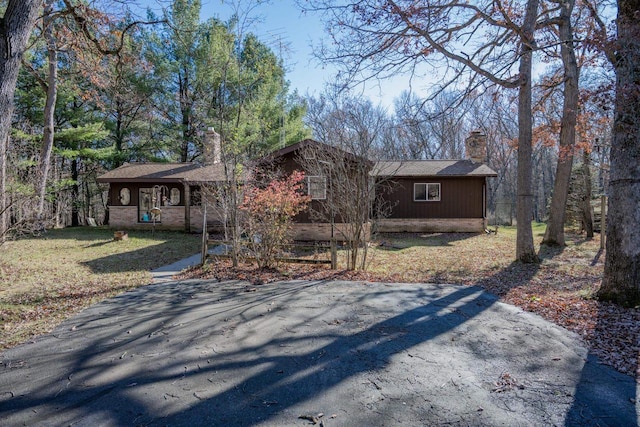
[0,228,199,350]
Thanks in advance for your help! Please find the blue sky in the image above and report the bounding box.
[201,1,330,98]
[133,0,417,110]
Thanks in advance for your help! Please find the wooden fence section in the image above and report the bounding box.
[202,238,338,269]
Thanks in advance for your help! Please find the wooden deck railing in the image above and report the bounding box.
[201,238,338,269]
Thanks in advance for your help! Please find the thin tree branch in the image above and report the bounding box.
[62,0,165,56]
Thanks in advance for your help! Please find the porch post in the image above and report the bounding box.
[483,180,487,229]
[184,183,191,232]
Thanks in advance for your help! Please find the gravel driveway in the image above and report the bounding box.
[1,279,637,426]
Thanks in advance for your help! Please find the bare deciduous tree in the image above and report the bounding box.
[301,0,541,262]
[200,164,247,267]
[581,149,595,238]
[0,1,41,239]
[302,93,393,270]
[598,0,640,306]
[540,0,580,247]
[392,91,471,161]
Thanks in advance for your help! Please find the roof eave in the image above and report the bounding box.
[372,172,498,178]
[96,177,186,184]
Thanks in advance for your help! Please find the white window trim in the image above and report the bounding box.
[414,183,441,202]
[170,187,181,205]
[308,175,327,200]
[119,187,130,206]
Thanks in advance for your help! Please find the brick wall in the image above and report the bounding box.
[108,206,185,230]
[189,207,225,232]
[190,207,204,231]
[289,222,371,241]
[108,206,137,228]
[159,206,185,228]
[376,218,485,233]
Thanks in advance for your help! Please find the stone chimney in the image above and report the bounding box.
[203,127,221,164]
[465,130,487,163]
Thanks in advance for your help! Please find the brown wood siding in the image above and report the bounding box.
[109,183,140,207]
[258,151,328,223]
[381,177,486,219]
[109,183,185,207]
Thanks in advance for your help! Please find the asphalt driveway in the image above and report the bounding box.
[0,278,637,426]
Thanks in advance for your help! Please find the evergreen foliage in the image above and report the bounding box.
[5,0,309,230]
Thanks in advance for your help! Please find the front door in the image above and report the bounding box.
[139,188,158,222]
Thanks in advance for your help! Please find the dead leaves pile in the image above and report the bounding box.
[491,372,524,393]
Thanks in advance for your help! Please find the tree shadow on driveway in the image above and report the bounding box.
[1,282,492,425]
[0,278,636,426]
[157,284,494,426]
[475,253,638,427]
[565,280,639,426]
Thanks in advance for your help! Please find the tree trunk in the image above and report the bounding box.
[1,134,6,242]
[542,0,579,247]
[36,0,58,219]
[84,177,91,223]
[181,107,190,162]
[51,155,60,228]
[599,0,640,306]
[515,0,540,263]
[179,71,191,163]
[114,102,125,167]
[0,1,40,219]
[581,149,594,238]
[71,158,80,227]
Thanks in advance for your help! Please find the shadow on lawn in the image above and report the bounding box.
[81,240,195,274]
[15,227,119,242]
[376,232,477,250]
[18,226,194,244]
[76,231,198,274]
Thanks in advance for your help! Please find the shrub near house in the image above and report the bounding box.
[240,171,311,268]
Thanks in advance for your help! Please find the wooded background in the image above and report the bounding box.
[4,0,639,305]
[0,0,613,234]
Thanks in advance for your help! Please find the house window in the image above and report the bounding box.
[307,176,326,200]
[414,183,440,202]
[119,187,130,206]
[170,188,180,205]
[139,188,161,222]
[139,188,152,221]
[190,186,202,206]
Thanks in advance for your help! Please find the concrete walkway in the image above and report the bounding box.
[151,246,229,282]
[151,253,202,283]
[0,263,638,426]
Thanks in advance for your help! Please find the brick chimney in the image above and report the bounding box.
[465,131,487,163]
[203,127,221,164]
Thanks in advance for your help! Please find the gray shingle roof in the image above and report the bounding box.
[372,160,497,177]
[97,162,230,183]
[97,157,497,184]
